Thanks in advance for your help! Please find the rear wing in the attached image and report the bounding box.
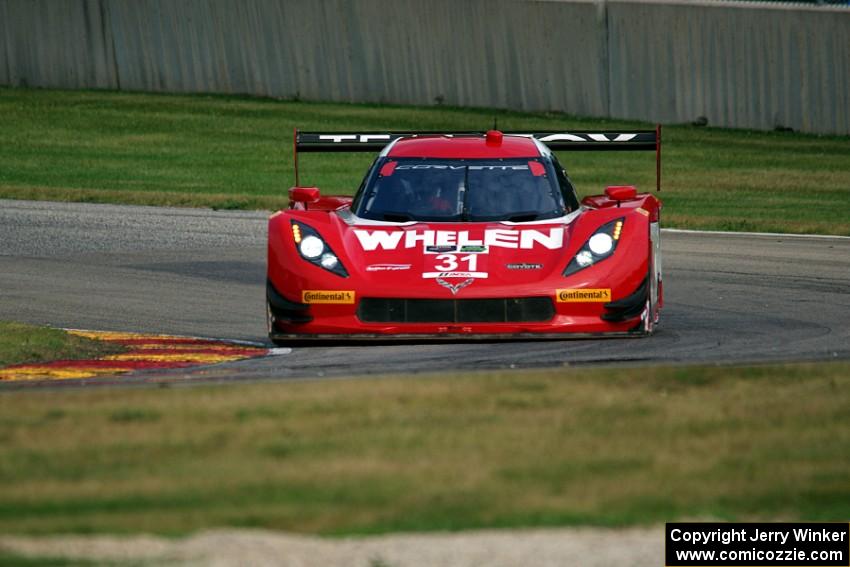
[293,126,662,190]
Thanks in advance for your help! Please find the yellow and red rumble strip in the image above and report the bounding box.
[0,330,269,382]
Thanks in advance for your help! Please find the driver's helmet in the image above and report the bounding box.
[424,169,459,214]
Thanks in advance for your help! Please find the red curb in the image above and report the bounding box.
[0,330,271,382]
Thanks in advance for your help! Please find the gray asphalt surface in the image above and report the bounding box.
[2,199,849,385]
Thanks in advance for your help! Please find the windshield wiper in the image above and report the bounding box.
[505,211,541,222]
[381,212,413,222]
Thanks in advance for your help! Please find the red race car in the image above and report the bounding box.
[267,128,662,342]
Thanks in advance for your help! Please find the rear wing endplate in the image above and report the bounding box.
[293,126,662,190]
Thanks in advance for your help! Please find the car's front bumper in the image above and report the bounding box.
[267,279,650,341]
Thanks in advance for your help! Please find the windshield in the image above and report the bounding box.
[353,158,567,222]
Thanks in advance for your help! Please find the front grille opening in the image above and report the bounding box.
[358,298,554,324]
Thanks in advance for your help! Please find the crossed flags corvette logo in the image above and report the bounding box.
[436,278,474,295]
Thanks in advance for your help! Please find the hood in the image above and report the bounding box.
[335,217,577,290]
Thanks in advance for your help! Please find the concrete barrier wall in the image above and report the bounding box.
[102,0,609,117]
[606,0,850,133]
[0,0,118,89]
[1,0,847,134]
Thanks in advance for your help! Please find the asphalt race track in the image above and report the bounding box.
[2,199,849,384]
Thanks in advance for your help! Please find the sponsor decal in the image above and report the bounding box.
[423,271,488,279]
[424,252,487,278]
[528,161,546,176]
[459,245,488,253]
[556,288,612,302]
[436,278,474,295]
[302,290,356,304]
[537,133,638,143]
[506,263,543,270]
[353,227,564,251]
[636,207,649,217]
[310,132,641,145]
[306,133,646,152]
[426,244,458,254]
[396,164,529,171]
[319,134,391,143]
[366,263,411,272]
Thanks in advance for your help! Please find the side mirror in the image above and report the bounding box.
[289,186,320,203]
[605,185,637,201]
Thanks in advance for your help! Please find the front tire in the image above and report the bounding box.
[266,300,288,346]
[644,221,663,334]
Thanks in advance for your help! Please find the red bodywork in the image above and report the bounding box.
[267,132,663,341]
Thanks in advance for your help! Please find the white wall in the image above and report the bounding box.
[1,0,847,134]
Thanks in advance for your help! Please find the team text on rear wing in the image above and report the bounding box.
[293,126,662,190]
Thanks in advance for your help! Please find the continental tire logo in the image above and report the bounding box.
[302,290,355,304]
[556,288,611,303]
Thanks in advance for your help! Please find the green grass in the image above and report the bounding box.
[0,552,109,566]
[0,362,847,535]
[0,322,124,368]
[1,87,848,234]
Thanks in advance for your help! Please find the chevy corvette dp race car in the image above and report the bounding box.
[267,128,663,342]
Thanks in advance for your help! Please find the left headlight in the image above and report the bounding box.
[563,218,624,276]
[291,221,349,277]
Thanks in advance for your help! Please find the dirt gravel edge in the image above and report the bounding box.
[0,527,664,566]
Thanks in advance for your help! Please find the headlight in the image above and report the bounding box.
[320,253,339,269]
[563,218,624,276]
[291,221,349,277]
[299,236,324,259]
[588,233,613,255]
[576,250,594,267]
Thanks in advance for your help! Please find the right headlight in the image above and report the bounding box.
[299,235,325,259]
[291,221,349,277]
[563,218,624,276]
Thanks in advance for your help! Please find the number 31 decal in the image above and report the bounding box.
[423,254,488,279]
[434,254,478,272]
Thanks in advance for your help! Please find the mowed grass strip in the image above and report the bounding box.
[1,88,849,234]
[0,551,105,566]
[0,322,124,368]
[0,362,847,535]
